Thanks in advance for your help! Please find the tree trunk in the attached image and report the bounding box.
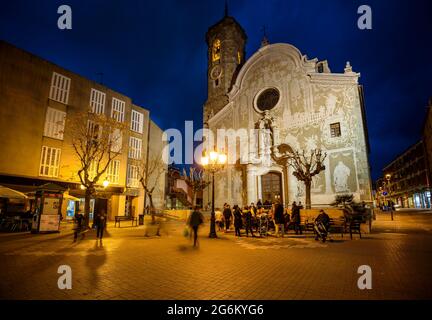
[148,193,156,224]
[84,187,92,228]
[305,180,312,209]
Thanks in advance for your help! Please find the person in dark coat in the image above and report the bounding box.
[291,202,302,235]
[95,209,107,240]
[73,211,85,242]
[244,206,255,237]
[233,205,243,237]
[188,206,204,247]
[273,202,285,237]
[223,204,232,232]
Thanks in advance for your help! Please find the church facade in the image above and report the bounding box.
[203,13,372,208]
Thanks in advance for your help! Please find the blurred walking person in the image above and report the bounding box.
[73,210,85,242]
[188,206,204,247]
[244,206,255,237]
[274,201,285,237]
[95,209,107,240]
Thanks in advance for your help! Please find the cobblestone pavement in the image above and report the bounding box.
[0,210,431,300]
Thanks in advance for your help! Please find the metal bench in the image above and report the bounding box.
[329,217,346,237]
[114,215,138,227]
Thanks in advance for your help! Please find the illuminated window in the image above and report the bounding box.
[212,39,221,62]
[330,122,341,137]
[237,51,241,64]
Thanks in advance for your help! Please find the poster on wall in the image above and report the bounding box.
[43,197,60,215]
[39,214,60,232]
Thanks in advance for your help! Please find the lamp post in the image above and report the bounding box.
[385,174,394,221]
[201,148,227,238]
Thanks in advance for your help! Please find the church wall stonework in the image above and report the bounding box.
[204,24,372,208]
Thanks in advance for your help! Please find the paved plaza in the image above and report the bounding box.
[0,210,431,300]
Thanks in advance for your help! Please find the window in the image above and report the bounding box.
[127,164,140,188]
[87,120,102,140]
[256,88,280,112]
[49,72,71,104]
[39,146,61,177]
[131,110,144,133]
[129,137,142,159]
[106,160,120,184]
[110,129,122,153]
[212,39,221,62]
[43,107,66,140]
[330,122,341,138]
[111,98,125,122]
[90,88,106,114]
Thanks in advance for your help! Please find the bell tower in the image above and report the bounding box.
[204,5,247,123]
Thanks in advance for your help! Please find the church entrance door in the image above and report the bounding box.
[261,172,283,205]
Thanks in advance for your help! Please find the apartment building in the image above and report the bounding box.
[0,41,166,220]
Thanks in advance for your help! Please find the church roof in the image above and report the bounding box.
[205,14,247,45]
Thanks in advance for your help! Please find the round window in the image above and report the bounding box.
[256,88,280,112]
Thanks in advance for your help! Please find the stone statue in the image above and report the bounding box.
[333,161,350,193]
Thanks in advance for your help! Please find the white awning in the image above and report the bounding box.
[0,185,28,200]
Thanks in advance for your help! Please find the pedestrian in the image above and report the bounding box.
[223,204,232,232]
[284,207,291,233]
[256,199,263,209]
[95,209,107,240]
[73,211,85,242]
[188,206,204,247]
[233,205,243,237]
[244,206,255,237]
[291,202,302,235]
[274,201,285,237]
[215,207,224,232]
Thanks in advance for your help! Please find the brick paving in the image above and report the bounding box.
[0,210,431,300]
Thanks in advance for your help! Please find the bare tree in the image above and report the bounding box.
[67,110,127,226]
[182,166,210,207]
[288,149,327,209]
[139,152,166,215]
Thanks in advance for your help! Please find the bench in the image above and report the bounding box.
[348,219,362,239]
[329,217,346,237]
[114,215,138,227]
[300,217,314,233]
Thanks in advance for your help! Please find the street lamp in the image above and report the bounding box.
[201,148,227,238]
[103,179,109,188]
[385,174,394,220]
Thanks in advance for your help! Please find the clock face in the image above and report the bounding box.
[210,65,222,80]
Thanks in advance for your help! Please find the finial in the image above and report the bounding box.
[260,25,269,47]
[344,61,353,73]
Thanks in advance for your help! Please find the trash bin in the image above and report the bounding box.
[139,214,144,225]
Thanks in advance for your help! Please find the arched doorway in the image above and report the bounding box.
[261,172,283,204]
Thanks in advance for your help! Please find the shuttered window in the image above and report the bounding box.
[131,110,144,133]
[43,107,66,140]
[39,146,61,177]
[127,164,140,188]
[107,160,120,184]
[49,72,71,104]
[128,137,142,159]
[90,88,106,114]
[111,98,125,122]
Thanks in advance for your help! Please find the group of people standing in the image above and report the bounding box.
[214,201,305,238]
[73,209,107,242]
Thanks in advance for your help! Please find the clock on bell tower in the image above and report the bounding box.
[204,5,247,123]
